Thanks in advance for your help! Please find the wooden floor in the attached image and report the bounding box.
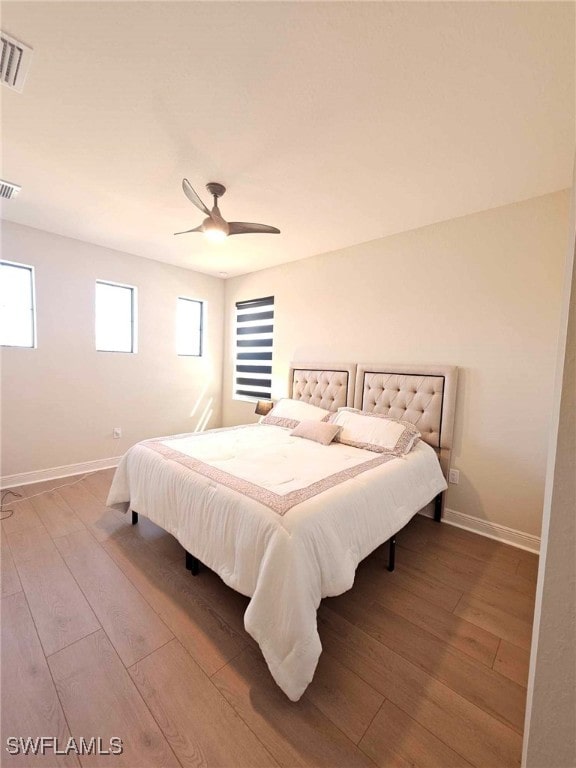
[1,469,538,768]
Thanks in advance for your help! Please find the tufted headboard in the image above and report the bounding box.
[354,363,458,450]
[288,362,356,412]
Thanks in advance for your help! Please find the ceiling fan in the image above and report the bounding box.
[175,179,280,242]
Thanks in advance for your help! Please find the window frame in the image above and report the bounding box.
[176,296,204,358]
[0,259,37,349]
[95,279,138,354]
[233,295,274,403]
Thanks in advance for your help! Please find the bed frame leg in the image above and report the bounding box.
[185,550,200,576]
[131,510,139,525]
[434,492,443,523]
[387,536,396,572]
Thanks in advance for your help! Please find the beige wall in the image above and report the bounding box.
[223,191,570,537]
[523,185,575,767]
[2,192,569,538]
[1,221,224,478]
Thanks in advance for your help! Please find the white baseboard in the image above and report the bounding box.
[1,457,122,489]
[419,506,540,554]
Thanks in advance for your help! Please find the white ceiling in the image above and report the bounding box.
[1,1,574,277]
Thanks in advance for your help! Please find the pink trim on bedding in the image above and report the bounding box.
[141,432,395,515]
[261,413,332,429]
[261,415,300,429]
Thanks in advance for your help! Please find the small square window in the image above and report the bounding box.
[0,260,36,348]
[95,280,137,353]
[177,297,203,356]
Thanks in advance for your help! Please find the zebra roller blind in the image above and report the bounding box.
[235,296,274,400]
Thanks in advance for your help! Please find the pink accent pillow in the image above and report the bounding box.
[290,420,342,446]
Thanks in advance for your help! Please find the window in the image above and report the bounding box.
[176,297,203,356]
[0,261,36,348]
[95,280,137,353]
[234,296,274,400]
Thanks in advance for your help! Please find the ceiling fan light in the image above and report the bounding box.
[204,227,227,242]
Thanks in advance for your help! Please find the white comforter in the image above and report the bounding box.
[107,424,447,700]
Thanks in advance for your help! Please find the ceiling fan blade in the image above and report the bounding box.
[227,222,281,236]
[182,179,211,216]
[174,225,204,235]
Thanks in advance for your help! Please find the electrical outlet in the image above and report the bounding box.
[113,427,122,439]
[448,468,460,485]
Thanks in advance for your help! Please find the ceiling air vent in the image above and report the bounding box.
[1,31,33,92]
[0,180,21,199]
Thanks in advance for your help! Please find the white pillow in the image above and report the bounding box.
[262,398,331,429]
[330,408,421,455]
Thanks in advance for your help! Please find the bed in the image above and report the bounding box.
[107,361,458,701]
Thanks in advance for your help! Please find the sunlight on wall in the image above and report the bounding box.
[194,398,214,432]
[188,377,213,419]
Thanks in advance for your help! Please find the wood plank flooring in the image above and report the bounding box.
[1,470,537,768]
